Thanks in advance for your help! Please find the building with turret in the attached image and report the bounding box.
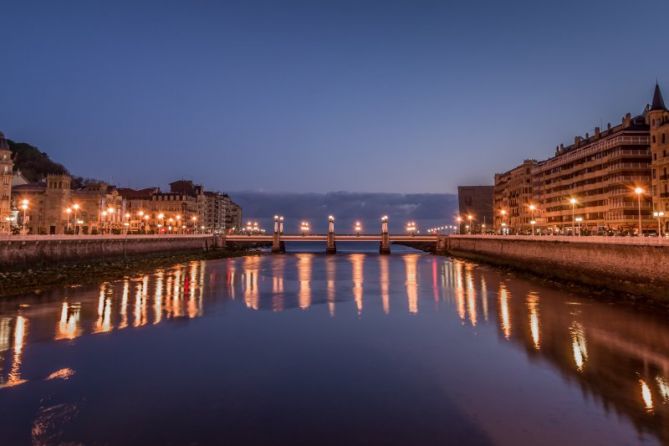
[494,84,665,235]
[0,133,13,234]
[649,84,669,216]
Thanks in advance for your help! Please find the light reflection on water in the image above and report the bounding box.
[0,250,667,445]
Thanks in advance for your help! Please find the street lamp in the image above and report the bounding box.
[499,209,507,235]
[634,187,644,236]
[72,203,80,234]
[569,198,578,236]
[300,220,310,236]
[406,221,417,236]
[529,204,536,235]
[20,199,29,234]
[575,216,583,236]
[653,211,665,237]
[456,216,463,234]
[65,207,72,233]
[354,221,362,236]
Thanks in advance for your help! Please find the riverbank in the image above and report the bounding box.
[443,235,669,303]
[397,237,669,308]
[0,248,259,298]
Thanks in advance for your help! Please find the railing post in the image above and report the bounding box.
[326,215,336,255]
[380,215,390,255]
[272,215,285,253]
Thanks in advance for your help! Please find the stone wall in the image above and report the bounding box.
[0,235,222,267]
[444,235,669,300]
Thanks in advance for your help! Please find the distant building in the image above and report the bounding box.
[119,181,241,233]
[203,191,228,233]
[0,133,13,234]
[226,200,242,232]
[494,84,666,235]
[457,185,493,233]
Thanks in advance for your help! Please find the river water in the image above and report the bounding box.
[0,243,667,445]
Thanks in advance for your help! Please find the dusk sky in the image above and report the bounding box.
[2,0,669,193]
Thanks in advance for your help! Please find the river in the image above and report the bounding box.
[0,243,667,445]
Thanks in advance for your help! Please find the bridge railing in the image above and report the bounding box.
[0,234,215,242]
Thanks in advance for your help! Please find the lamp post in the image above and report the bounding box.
[300,220,310,236]
[456,216,463,234]
[569,198,577,236]
[500,209,507,235]
[406,221,417,236]
[634,187,644,236]
[529,204,536,235]
[653,211,665,237]
[157,213,165,233]
[20,199,29,235]
[72,203,80,234]
[575,216,583,236]
[65,207,72,233]
[354,221,362,236]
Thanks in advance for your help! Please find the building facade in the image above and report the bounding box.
[457,185,493,233]
[494,85,665,235]
[493,160,537,234]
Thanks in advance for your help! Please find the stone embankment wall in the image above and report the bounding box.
[0,235,223,267]
[443,235,669,300]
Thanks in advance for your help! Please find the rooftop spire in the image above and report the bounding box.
[0,132,8,151]
[651,83,667,111]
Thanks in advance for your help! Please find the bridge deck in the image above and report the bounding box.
[225,234,438,243]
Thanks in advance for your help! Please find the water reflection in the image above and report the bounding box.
[379,256,389,315]
[350,254,364,315]
[297,253,313,310]
[1,254,669,444]
[326,257,336,317]
[404,254,418,314]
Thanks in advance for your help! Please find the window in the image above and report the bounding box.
[663,133,667,144]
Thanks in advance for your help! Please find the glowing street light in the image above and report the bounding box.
[300,220,310,236]
[19,199,29,234]
[354,220,362,236]
[406,221,417,236]
[71,203,80,234]
[634,187,645,236]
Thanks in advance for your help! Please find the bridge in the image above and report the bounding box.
[225,216,444,254]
